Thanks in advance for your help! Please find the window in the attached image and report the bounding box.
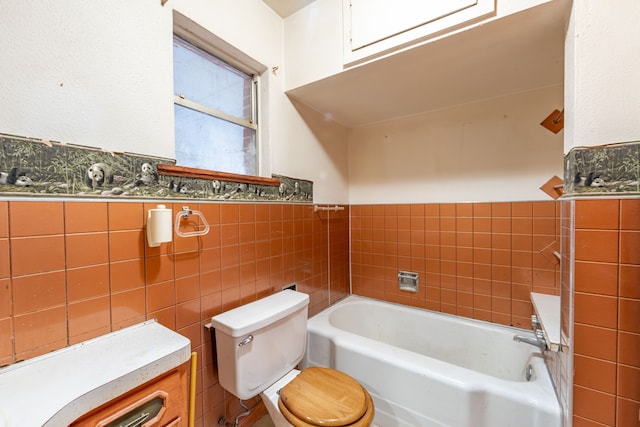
[173,35,258,176]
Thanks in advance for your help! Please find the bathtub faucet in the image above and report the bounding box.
[513,330,547,352]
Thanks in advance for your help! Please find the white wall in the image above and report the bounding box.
[0,0,174,158]
[284,0,343,92]
[0,0,350,204]
[279,98,350,204]
[348,85,564,204]
[564,0,640,151]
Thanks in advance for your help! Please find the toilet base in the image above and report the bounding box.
[260,370,301,427]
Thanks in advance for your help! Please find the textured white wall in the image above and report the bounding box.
[0,0,174,158]
[348,86,564,204]
[283,0,343,92]
[564,0,640,150]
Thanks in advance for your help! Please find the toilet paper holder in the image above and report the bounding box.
[175,206,210,238]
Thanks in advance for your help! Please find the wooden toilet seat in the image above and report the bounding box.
[278,367,375,427]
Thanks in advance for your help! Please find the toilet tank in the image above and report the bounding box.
[209,290,309,400]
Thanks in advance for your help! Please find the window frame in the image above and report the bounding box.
[172,12,266,178]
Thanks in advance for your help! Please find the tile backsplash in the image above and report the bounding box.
[0,199,348,426]
[351,201,561,329]
[571,198,640,427]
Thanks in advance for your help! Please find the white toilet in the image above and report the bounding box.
[210,290,375,427]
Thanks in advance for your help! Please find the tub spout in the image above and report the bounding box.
[513,330,547,352]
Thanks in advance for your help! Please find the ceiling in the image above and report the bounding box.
[262,0,316,18]
[286,0,569,128]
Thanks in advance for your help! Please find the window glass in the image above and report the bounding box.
[173,35,257,175]
[174,104,256,175]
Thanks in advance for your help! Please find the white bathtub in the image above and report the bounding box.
[302,296,561,427]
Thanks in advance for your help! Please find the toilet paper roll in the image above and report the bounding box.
[147,204,173,247]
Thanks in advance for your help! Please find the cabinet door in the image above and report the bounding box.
[350,0,478,50]
[344,0,496,64]
[163,417,181,427]
[71,364,188,427]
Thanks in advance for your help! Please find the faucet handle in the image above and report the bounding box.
[535,329,548,350]
[531,314,540,330]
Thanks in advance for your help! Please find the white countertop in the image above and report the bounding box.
[530,292,561,352]
[0,320,191,427]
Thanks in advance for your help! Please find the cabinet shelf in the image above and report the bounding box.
[531,292,561,352]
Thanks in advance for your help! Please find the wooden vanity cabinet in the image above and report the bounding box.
[70,362,188,427]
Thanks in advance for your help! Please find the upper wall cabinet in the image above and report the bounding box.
[343,0,496,65]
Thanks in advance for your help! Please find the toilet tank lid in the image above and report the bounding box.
[210,290,309,337]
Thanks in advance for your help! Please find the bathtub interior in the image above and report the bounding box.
[304,296,562,427]
[326,298,535,381]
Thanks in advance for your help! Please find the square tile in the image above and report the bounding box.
[10,235,65,276]
[109,202,144,231]
[575,230,619,263]
[618,331,640,368]
[0,318,12,362]
[109,229,145,262]
[574,261,618,296]
[491,202,511,217]
[68,296,110,341]
[65,201,108,234]
[619,264,640,299]
[67,264,110,302]
[9,201,64,237]
[617,364,640,401]
[572,385,615,426]
[574,293,617,329]
[572,323,615,361]
[111,288,145,330]
[575,199,620,230]
[619,298,640,334]
[533,201,557,217]
[12,271,66,315]
[13,306,67,354]
[574,354,616,394]
[620,199,640,231]
[0,202,8,238]
[511,202,533,217]
[66,232,109,268]
[620,231,640,265]
[111,259,146,292]
[0,239,9,279]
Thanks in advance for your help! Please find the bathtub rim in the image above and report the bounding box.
[313,294,537,336]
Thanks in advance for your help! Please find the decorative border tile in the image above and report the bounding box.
[0,134,313,202]
[564,141,639,196]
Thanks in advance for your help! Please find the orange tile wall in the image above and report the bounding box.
[351,201,560,328]
[3,197,636,426]
[572,198,640,427]
[0,200,349,427]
